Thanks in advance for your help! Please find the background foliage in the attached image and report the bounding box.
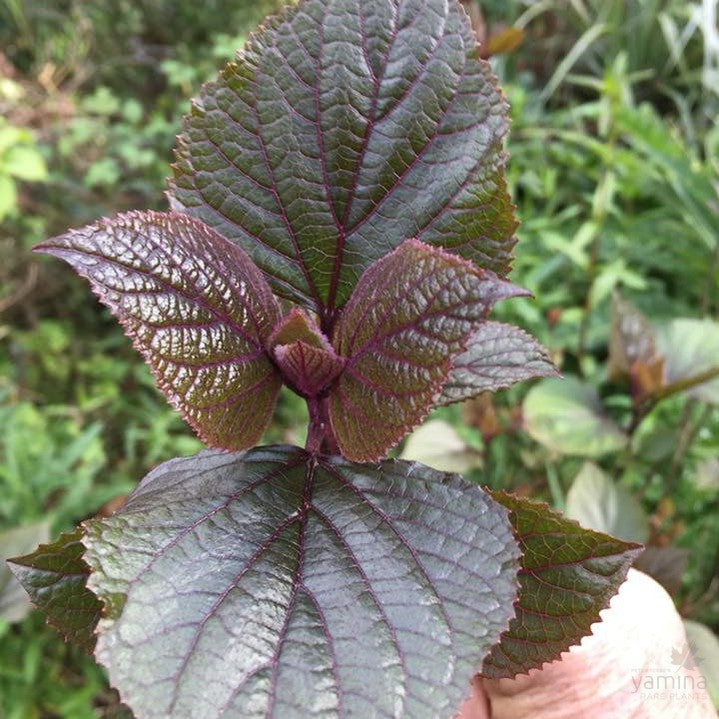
[0,0,717,715]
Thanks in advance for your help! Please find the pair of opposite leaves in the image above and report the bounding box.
[36,210,548,462]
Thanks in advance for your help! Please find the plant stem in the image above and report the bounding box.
[626,365,719,439]
[305,397,338,455]
[652,365,719,402]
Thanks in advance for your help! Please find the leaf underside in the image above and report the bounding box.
[438,321,558,405]
[8,528,102,652]
[83,447,520,719]
[329,239,526,462]
[481,491,642,679]
[35,211,282,451]
[168,0,517,313]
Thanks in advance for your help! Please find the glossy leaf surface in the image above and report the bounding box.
[481,492,642,679]
[268,308,329,349]
[84,447,520,719]
[35,211,282,450]
[438,321,557,405]
[8,528,101,652]
[522,376,627,457]
[274,341,345,397]
[168,0,516,313]
[269,308,346,396]
[329,239,525,462]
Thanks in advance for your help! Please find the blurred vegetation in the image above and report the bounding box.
[1,0,718,715]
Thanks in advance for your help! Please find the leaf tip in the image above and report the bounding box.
[481,491,645,679]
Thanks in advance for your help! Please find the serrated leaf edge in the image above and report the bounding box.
[7,527,102,653]
[481,490,643,679]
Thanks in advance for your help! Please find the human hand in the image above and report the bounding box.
[457,569,716,719]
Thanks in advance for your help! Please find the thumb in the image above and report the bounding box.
[479,569,715,719]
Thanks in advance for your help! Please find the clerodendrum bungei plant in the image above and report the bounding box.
[9,2,642,717]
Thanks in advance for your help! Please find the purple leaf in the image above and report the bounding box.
[481,491,642,679]
[274,341,345,397]
[83,447,520,719]
[8,528,102,652]
[438,321,558,405]
[168,0,516,315]
[268,308,345,397]
[35,211,282,451]
[329,238,526,462]
[268,307,330,349]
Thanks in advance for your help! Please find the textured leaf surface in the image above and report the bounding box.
[438,321,557,405]
[0,521,50,623]
[8,528,101,651]
[329,239,526,462]
[84,447,520,719]
[481,491,642,679]
[268,308,329,349]
[522,376,627,457]
[35,211,282,450]
[269,308,346,396]
[656,319,719,404]
[274,341,345,397]
[168,0,516,313]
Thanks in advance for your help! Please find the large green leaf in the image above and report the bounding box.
[522,376,627,457]
[83,447,520,719]
[3,144,48,182]
[656,319,719,404]
[329,239,525,462]
[35,211,282,451]
[400,419,482,474]
[8,528,101,651]
[168,0,516,314]
[565,462,649,544]
[481,492,642,679]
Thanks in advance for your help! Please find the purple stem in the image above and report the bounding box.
[305,396,338,455]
